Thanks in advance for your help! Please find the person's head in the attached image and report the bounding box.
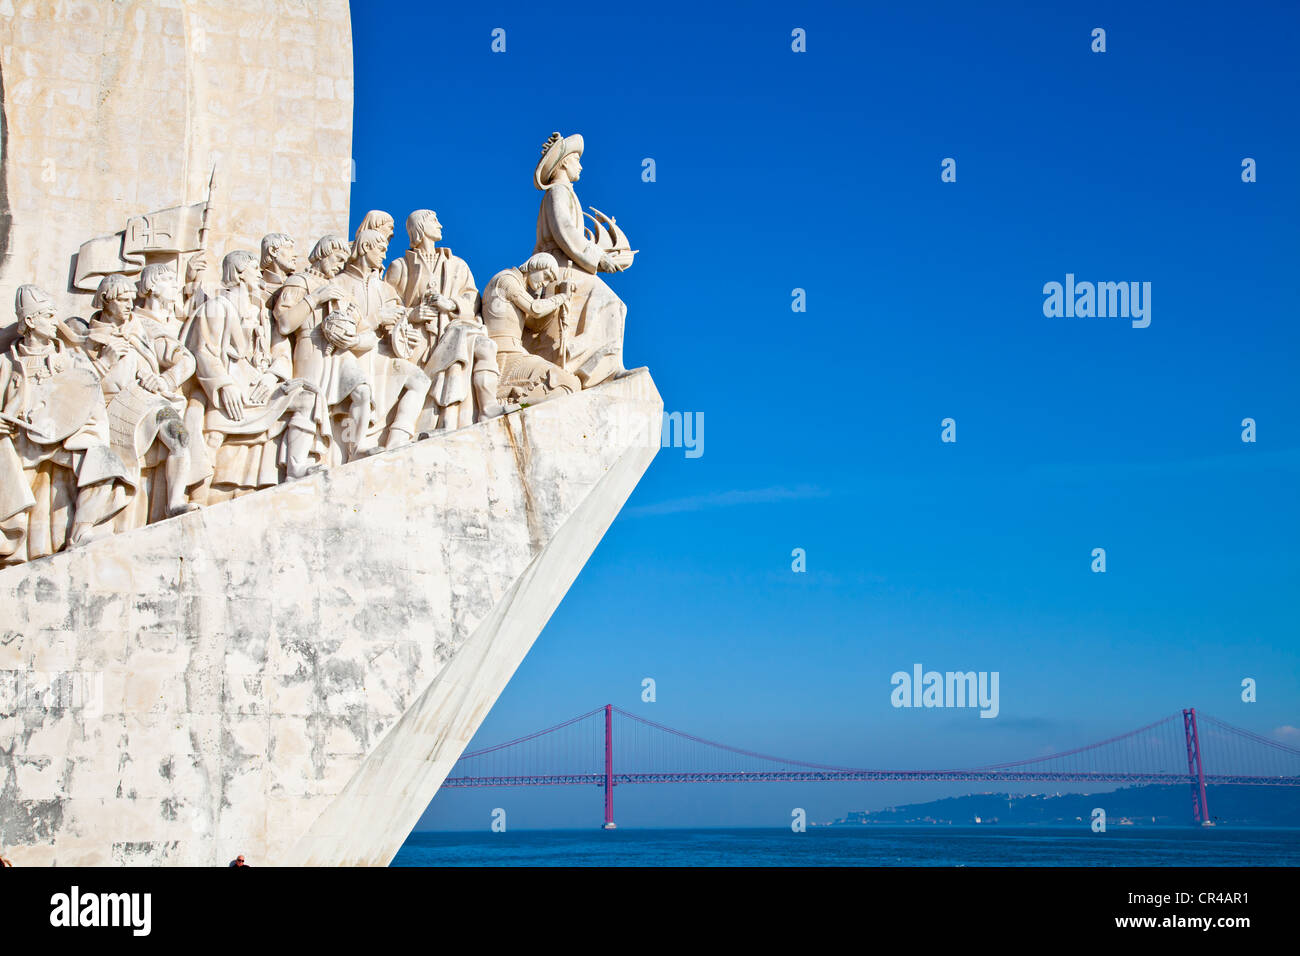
[222,250,263,294]
[354,210,394,244]
[405,209,442,247]
[93,274,137,323]
[235,855,245,866]
[350,229,387,272]
[136,263,180,308]
[309,235,349,278]
[534,132,585,188]
[559,152,582,182]
[260,233,296,273]
[14,284,57,340]
[521,253,558,294]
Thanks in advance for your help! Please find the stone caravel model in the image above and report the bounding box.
[0,4,667,866]
[0,130,639,567]
[0,114,657,861]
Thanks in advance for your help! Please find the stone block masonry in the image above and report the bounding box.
[0,369,661,866]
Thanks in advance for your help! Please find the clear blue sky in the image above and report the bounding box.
[347,0,1300,829]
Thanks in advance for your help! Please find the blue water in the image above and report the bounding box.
[393,827,1300,866]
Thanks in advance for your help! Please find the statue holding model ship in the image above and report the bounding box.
[0,132,638,565]
[0,1,665,870]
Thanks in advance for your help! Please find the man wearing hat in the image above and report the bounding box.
[0,285,130,565]
[533,131,630,388]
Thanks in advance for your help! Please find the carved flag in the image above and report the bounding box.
[72,200,207,292]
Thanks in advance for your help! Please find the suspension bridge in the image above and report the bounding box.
[441,706,1300,828]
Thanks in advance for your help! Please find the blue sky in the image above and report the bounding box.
[348,0,1300,829]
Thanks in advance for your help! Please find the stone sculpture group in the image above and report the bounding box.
[0,132,636,567]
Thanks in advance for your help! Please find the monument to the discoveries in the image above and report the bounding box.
[0,2,662,865]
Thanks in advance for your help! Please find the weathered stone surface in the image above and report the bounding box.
[0,369,661,865]
[0,0,354,327]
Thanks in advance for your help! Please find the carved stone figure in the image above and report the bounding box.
[0,286,130,565]
[137,262,210,483]
[533,132,633,388]
[183,252,215,318]
[185,251,320,502]
[0,129,643,551]
[135,263,186,338]
[329,230,428,453]
[259,232,298,306]
[273,234,368,466]
[384,209,479,369]
[481,253,580,405]
[83,274,203,528]
[423,322,505,431]
[354,210,395,248]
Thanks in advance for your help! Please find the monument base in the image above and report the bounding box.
[0,369,662,866]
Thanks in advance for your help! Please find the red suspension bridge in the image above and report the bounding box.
[442,707,1300,828]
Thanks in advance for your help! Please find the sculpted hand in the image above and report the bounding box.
[137,370,168,393]
[186,256,207,283]
[218,384,244,422]
[310,283,343,308]
[107,338,131,360]
[249,377,273,404]
[403,326,423,350]
[597,254,624,273]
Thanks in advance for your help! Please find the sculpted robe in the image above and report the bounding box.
[134,304,184,339]
[423,317,497,427]
[83,312,206,528]
[332,261,428,445]
[534,181,626,387]
[275,268,371,402]
[481,267,579,404]
[384,247,479,367]
[0,337,129,564]
[274,267,376,464]
[261,264,294,313]
[186,291,313,502]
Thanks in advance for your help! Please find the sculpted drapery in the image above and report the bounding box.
[83,276,203,529]
[0,131,637,564]
[532,133,629,388]
[185,252,319,502]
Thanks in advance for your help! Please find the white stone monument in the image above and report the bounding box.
[0,3,661,866]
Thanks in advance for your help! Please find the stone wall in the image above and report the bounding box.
[0,0,353,329]
[0,370,662,866]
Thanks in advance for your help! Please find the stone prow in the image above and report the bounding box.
[0,369,661,866]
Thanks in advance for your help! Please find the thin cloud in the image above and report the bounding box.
[626,484,830,518]
[1274,725,1300,745]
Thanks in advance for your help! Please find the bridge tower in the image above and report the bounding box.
[1182,708,1210,825]
[602,704,616,829]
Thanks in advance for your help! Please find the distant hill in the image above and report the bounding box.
[825,785,1300,826]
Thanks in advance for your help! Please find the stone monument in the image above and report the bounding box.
[0,4,661,866]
